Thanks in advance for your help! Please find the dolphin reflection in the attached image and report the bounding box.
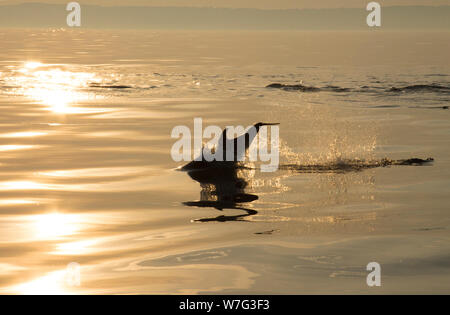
[183,166,258,222]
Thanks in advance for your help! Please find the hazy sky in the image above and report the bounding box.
[1,0,450,9]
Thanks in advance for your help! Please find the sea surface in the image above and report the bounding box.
[0,29,449,294]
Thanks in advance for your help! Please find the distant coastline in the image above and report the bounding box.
[0,3,449,30]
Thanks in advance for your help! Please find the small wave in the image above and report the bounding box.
[89,84,132,89]
[408,105,449,110]
[266,82,450,95]
[371,105,401,108]
[322,85,352,93]
[388,84,450,93]
[266,83,352,93]
[266,83,320,92]
[424,74,448,77]
[278,157,434,174]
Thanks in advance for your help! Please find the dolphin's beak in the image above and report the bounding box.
[260,123,280,126]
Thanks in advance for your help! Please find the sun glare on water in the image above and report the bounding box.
[11,269,80,295]
[30,212,81,240]
[13,61,102,113]
[24,61,44,70]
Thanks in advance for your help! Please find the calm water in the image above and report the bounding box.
[0,29,449,294]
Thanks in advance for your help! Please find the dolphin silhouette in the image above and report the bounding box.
[181,122,279,171]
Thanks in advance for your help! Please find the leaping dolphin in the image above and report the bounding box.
[181,122,279,171]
